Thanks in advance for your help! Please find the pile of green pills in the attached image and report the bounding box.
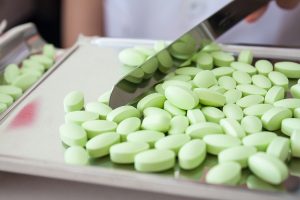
[0,44,55,114]
[60,41,300,191]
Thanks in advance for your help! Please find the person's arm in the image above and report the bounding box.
[61,0,104,48]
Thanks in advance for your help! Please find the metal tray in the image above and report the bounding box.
[0,35,300,200]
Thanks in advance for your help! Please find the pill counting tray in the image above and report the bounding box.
[1,34,300,200]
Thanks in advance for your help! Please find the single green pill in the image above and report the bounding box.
[59,123,87,147]
[266,137,290,161]
[116,117,141,140]
[86,132,120,158]
[134,149,175,172]
[155,134,190,154]
[22,59,45,72]
[165,85,198,110]
[212,67,234,78]
[252,74,272,89]
[85,102,112,119]
[231,62,257,75]
[175,67,202,77]
[201,107,225,123]
[141,115,170,132]
[178,139,206,170]
[232,70,252,85]
[255,60,273,75]
[30,54,54,69]
[193,70,217,88]
[294,107,300,118]
[274,98,300,110]
[64,146,89,165]
[248,152,288,185]
[224,89,242,104]
[0,85,22,100]
[222,104,243,121]
[4,64,20,84]
[206,162,241,186]
[0,103,7,113]
[211,51,235,67]
[0,93,13,107]
[137,93,166,111]
[268,71,289,90]
[143,107,171,119]
[209,85,226,94]
[162,80,192,90]
[186,122,223,139]
[220,118,246,138]
[264,86,285,104]
[236,84,267,96]
[281,118,300,136]
[241,116,262,134]
[243,104,273,117]
[238,50,253,64]
[168,115,189,135]
[246,175,278,191]
[65,111,98,125]
[82,120,117,139]
[118,48,146,67]
[274,61,300,78]
[110,142,149,164]
[203,134,241,155]
[218,146,257,168]
[196,52,213,70]
[218,76,236,90]
[290,84,300,99]
[194,88,225,107]
[164,100,186,116]
[261,107,292,131]
[64,91,84,112]
[127,130,164,147]
[291,131,300,158]
[107,106,140,123]
[43,44,55,58]
[236,95,264,108]
[97,90,111,105]
[242,131,277,151]
[187,109,206,124]
[12,73,38,91]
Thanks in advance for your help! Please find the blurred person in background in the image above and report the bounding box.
[62,0,300,48]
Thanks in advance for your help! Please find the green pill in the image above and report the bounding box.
[85,102,112,119]
[246,175,278,191]
[82,120,117,139]
[248,152,288,185]
[222,104,243,121]
[194,88,225,107]
[196,52,213,70]
[231,62,257,75]
[86,132,120,158]
[268,71,289,90]
[241,116,262,134]
[0,93,13,107]
[209,85,226,94]
[97,90,111,104]
[186,122,223,139]
[261,107,292,131]
[281,118,300,136]
[166,74,191,81]
[119,48,146,67]
[178,139,206,170]
[155,134,190,154]
[142,115,170,132]
[22,59,45,73]
[30,54,54,69]
[165,85,198,110]
[218,76,236,90]
[127,130,164,147]
[201,107,225,123]
[232,70,252,85]
[134,46,155,57]
[203,134,241,155]
[59,123,87,147]
[243,104,273,117]
[0,85,22,100]
[252,74,272,89]
[274,98,300,110]
[43,44,55,59]
[236,84,267,96]
[164,100,186,116]
[4,64,20,84]
[274,61,300,78]
[264,86,285,104]
[218,146,256,168]
[110,142,149,164]
[220,118,245,138]
[212,66,234,78]
[169,115,189,135]
[242,131,277,151]
[255,60,273,75]
[143,107,171,119]
[266,137,290,161]
[12,73,38,91]
[187,109,206,124]
[175,67,202,77]
[0,103,7,113]
[134,149,175,172]
[193,70,217,88]
[211,51,235,67]
[238,50,253,64]
[291,131,300,158]
[65,111,98,125]
[224,89,242,104]
[236,95,264,108]
[116,117,141,140]
[206,162,241,186]
[290,84,300,99]
[137,93,166,111]
[64,91,84,112]
[64,146,89,165]
[162,80,192,90]
[294,107,300,118]
[107,106,140,123]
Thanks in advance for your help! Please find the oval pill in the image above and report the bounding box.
[281,118,300,136]
[107,106,140,123]
[164,100,186,116]
[0,85,22,100]
[203,134,241,155]
[220,118,246,138]
[64,146,89,165]
[12,73,38,91]
[211,51,235,67]
[137,93,166,111]
[169,115,189,134]
[206,162,241,186]
[218,76,236,90]
[116,117,141,140]
[127,130,164,147]
[0,103,7,113]
[242,131,277,151]
[236,95,264,108]
[224,89,242,104]
[261,107,292,131]
[187,109,206,124]
[246,175,278,191]
[178,139,206,170]
[231,61,257,75]
[59,123,87,147]
[274,61,300,78]
[201,107,225,123]
[252,74,272,89]
[65,111,98,125]
[266,137,290,161]
[82,120,117,139]
[268,71,289,90]
[196,52,213,70]
[255,60,273,75]
[243,104,273,117]
[291,131,300,157]
[143,107,171,119]
[4,64,20,84]
[274,98,300,110]
[85,102,112,119]
[232,70,252,85]
[290,84,300,99]
[238,50,253,64]
[119,48,146,67]
[64,91,84,112]
[212,66,234,78]
[236,84,267,96]
[175,67,202,76]
[110,142,149,164]
[186,122,223,139]
[194,88,225,107]
[0,93,13,107]
[241,116,262,134]
[264,86,285,104]
[142,115,170,132]
[155,134,190,154]
[165,86,198,110]
[222,104,243,121]
[193,70,217,88]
